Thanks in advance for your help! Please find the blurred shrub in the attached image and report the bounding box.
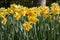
[0,0,60,8]
[0,0,34,8]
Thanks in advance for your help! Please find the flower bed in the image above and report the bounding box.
[0,3,60,40]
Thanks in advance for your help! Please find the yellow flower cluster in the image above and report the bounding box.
[0,3,60,31]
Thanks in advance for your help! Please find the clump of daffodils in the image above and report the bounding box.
[0,3,60,31]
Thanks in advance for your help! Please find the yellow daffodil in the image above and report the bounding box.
[51,3,59,8]
[4,9,9,16]
[52,8,60,15]
[27,9,34,16]
[0,7,6,18]
[38,6,43,11]
[10,4,17,10]
[14,12,21,20]
[43,12,50,18]
[1,17,7,25]
[33,11,40,17]
[20,7,27,16]
[28,16,38,24]
[23,22,32,31]
[7,8,14,14]
[42,6,49,13]
[0,7,6,12]
[31,7,41,17]
[51,3,60,15]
